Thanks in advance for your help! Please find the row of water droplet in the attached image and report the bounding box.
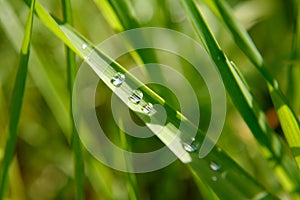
[111,72,153,114]
[110,71,222,181]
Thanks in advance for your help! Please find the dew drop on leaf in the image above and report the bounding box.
[129,89,143,104]
[210,161,221,171]
[142,102,153,114]
[182,138,199,153]
[111,72,125,87]
[82,43,87,49]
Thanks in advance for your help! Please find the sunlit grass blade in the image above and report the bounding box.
[208,0,300,166]
[61,0,85,199]
[93,0,123,32]
[180,0,300,191]
[0,0,35,198]
[24,1,282,198]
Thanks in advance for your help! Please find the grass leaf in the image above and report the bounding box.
[119,121,139,200]
[0,0,35,198]
[61,0,85,199]
[209,0,300,167]
[93,0,123,32]
[180,0,300,191]
[0,0,71,135]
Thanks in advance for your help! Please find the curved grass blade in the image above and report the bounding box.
[61,0,85,199]
[208,0,300,167]
[0,0,36,198]
[26,1,281,198]
[180,0,300,192]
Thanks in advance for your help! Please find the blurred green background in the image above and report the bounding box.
[0,0,298,199]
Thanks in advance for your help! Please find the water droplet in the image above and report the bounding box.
[129,90,143,104]
[111,72,125,87]
[221,171,228,179]
[210,161,221,171]
[142,102,153,114]
[182,139,199,153]
[82,43,87,49]
[211,176,218,182]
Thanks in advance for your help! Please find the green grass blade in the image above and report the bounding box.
[180,0,273,155]
[284,1,300,156]
[93,0,123,31]
[191,171,220,200]
[270,84,300,163]
[209,0,300,166]
[23,0,80,55]
[85,156,114,200]
[180,0,300,190]
[0,0,35,198]
[119,121,139,200]
[26,1,280,198]
[287,0,300,118]
[61,0,85,199]
[211,0,264,67]
[103,0,139,30]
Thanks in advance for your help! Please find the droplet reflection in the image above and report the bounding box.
[129,89,143,104]
[111,72,125,87]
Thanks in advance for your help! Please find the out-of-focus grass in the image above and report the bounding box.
[0,0,35,199]
[0,0,299,199]
[61,0,85,199]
